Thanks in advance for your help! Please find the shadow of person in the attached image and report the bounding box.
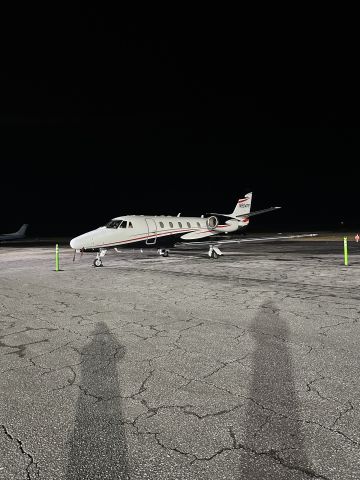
[66,322,129,479]
[240,301,311,479]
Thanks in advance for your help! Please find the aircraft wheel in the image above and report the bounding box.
[93,258,103,267]
[162,250,169,257]
[212,251,219,259]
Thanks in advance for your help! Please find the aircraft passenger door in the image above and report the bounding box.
[145,218,157,245]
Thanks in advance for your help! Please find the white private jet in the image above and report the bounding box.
[0,224,29,242]
[70,193,316,267]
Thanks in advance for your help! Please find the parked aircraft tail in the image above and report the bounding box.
[209,193,280,226]
[231,193,253,217]
[16,224,29,236]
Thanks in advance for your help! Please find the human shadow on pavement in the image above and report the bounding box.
[240,301,312,479]
[66,322,129,479]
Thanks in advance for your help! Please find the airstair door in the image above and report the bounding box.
[145,218,157,245]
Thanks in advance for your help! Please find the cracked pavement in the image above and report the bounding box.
[0,241,360,479]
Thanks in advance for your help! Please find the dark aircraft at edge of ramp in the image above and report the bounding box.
[0,224,28,242]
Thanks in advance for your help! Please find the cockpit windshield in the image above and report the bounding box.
[106,220,123,228]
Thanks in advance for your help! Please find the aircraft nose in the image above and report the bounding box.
[70,237,81,249]
[70,232,94,249]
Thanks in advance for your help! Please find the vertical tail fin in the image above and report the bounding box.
[16,224,28,236]
[232,193,252,217]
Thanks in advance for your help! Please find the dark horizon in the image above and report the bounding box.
[2,221,357,240]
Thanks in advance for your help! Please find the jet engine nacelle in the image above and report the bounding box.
[206,215,219,230]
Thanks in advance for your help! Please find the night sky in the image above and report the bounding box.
[1,8,359,236]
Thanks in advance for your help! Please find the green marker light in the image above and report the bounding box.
[55,244,59,271]
[344,237,348,266]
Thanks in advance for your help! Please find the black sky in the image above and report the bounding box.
[1,8,359,235]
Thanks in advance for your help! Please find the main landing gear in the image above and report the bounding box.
[157,249,169,257]
[208,245,223,259]
[93,248,107,267]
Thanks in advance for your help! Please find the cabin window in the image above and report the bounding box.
[128,222,133,228]
[178,222,182,228]
[187,222,191,228]
[159,221,164,228]
[119,221,127,228]
[169,222,173,228]
[106,220,121,228]
[197,222,201,228]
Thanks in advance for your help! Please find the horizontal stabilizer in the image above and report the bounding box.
[208,206,281,219]
[236,206,281,218]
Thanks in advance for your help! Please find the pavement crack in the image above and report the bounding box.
[306,375,329,401]
[190,427,331,479]
[203,353,250,380]
[331,401,354,428]
[77,385,103,403]
[253,413,274,438]
[1,425,39,479]
[50,364,79,390]
[0,326,57,340]
[129,367,155,399]
[0,339,49,358]
[319,321,351,335]
[193,377,360,449]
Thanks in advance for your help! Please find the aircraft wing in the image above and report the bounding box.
[178,233,318,247]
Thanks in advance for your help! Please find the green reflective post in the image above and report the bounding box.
[55,244,59,271]
[344,237,348,266]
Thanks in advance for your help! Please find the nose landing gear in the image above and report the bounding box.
[93,248,107,267]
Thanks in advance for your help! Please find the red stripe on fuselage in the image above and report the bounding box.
[95,228,193,248]
[92,225,230,249]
